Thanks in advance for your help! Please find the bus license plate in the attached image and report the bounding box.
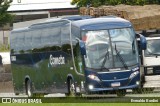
[111,82,120,87]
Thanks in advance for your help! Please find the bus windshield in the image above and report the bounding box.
[82,28,138,70]
[144,39,160,56]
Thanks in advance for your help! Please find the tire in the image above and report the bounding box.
[66,78,80,97]
[68,79,76,96]
[26,80,33,97]
[116,89,126,97]
[15,93,19,95]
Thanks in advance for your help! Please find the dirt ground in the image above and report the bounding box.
[0,64,13,93]
[0,81,14,93]
[0,73,13,93]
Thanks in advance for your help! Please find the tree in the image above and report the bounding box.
[71,0,104,7]
[0,0,14,27]
[71,0,160,7]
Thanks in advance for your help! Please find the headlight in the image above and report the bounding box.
[88,85,94,89]
[129,71,139,79]
[88,75,100,81]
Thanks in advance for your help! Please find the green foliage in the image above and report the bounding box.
[0,0,14,27]
[0,44,10,52]
[71,0,160,7]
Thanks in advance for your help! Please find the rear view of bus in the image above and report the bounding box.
[72,17,146,96]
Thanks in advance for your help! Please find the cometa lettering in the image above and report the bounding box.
[50,55,65,66]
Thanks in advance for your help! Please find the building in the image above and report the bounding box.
[0,0,78,46]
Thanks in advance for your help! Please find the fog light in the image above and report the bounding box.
[136,81,140,85]
[88,85,93,90]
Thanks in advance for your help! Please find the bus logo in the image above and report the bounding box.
[49,55,65,67]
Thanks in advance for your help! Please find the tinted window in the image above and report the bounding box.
[47,27,61,46]
[61,23,70,44]
[32,30,41,49]
[71,25,80,38]
[24,31,32,51]
[41,28,51,47]
[16,32,25,53]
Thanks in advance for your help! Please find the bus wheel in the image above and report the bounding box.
[15,93,19,95]
[66,79,76,97]
[69,79,76,96]
[26,80,33,97]
[116,90,126,97]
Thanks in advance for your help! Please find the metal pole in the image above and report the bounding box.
[48,11,50,18]
[3,30,4,45]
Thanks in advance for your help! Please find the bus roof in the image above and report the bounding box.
[72,17,132,30]
[62,15,92,21]
[12,15,93,32]
[12,16,132,33]
[11,27,29,33]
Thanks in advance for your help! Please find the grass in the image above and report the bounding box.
[0,103,160,106]
[0,44,10,52]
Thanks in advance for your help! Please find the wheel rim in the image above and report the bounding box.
[27,81,32,97]
[69,80,75,95]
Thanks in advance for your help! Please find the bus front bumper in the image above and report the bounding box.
[87,84,139,92]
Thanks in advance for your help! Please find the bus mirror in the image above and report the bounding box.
[79,40,86,56]
[139,34,147,50]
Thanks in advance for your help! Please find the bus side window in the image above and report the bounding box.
[32,29,42,52]
[61,23,71,54]
[16,32,25,54]
[24,31,32,52]
[41,28,51,48]
[50,26,61,51]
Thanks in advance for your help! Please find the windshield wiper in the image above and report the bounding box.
[132,40,136,54]
[115,43,128,69]
[101,49,110,71]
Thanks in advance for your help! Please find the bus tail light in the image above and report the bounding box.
[88,75,100,81]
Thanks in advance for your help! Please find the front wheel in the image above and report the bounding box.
[116,89,126,97]
[66,79,82,97]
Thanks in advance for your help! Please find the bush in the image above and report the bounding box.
[0,44,10,52]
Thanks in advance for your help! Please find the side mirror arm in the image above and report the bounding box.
[137,33,147,50]
[76,38,87,56]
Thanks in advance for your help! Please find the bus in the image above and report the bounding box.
[10,16,146,97]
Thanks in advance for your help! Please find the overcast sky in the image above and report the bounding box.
[12,0,72,4]
[8,0,75,11]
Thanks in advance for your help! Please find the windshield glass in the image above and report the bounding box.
[82,28,138,70]
[144,39,160,56]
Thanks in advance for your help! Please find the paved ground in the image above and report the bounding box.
[0,89,160,97]
[0,81,13,93]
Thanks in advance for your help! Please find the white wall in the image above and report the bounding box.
[0,52,10,65]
